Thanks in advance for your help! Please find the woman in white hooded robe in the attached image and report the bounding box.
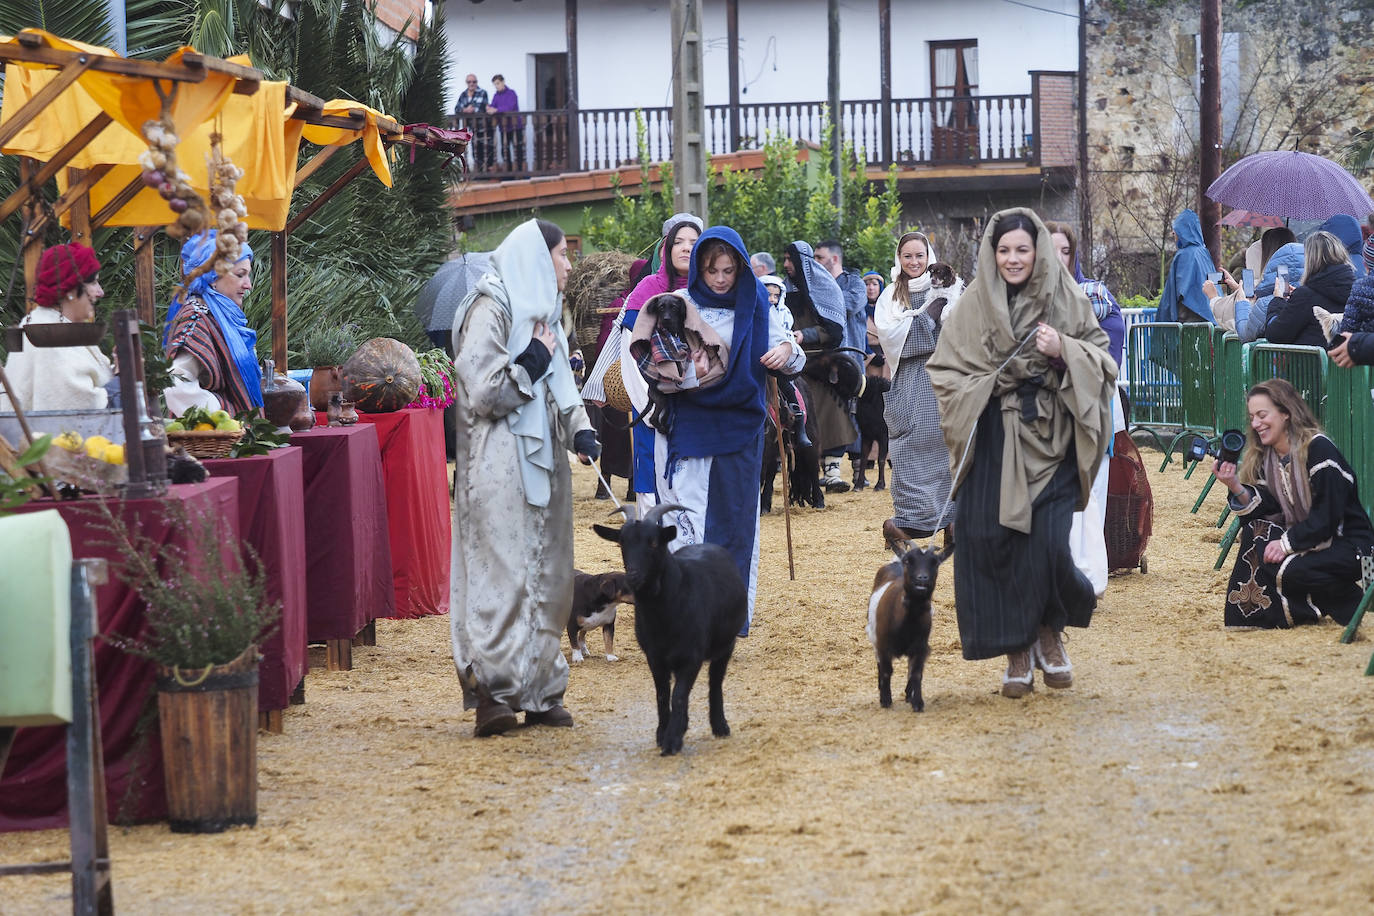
[450,219,599,737]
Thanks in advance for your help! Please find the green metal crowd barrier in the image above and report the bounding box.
[1126,322,1184,439]
[1246,343,1329,424]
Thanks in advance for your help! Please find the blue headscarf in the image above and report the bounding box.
[1158,209,1216,324]
[164,231,262,407]
[1318,214,1367,278]
[668,226,770,462]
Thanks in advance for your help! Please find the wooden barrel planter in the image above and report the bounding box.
[156,645,259,833]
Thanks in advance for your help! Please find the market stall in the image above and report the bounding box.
[289,424,394,667]
[319,407,450,618]
[0,479,240,830]
[0,29,465,833]
[201,447,308,731]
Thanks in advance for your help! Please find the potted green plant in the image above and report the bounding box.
[297,324,360,411]
[99,501,278,833]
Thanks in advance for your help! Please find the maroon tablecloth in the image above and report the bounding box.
[202,448,308,712]
[288,425,394,639]
[315,408,450,618]
[0,479,240,831]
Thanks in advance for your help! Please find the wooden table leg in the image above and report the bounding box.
[326,639,352,671]
[258,709,283,734]
[352,620,376,648]
[0,726,14,778]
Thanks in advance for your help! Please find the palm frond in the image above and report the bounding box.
[0,0,115,45]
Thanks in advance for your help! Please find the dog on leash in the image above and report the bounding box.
[569,570,635,662]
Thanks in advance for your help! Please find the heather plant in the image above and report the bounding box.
[97,500,278,671]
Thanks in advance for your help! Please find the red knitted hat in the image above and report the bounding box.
[33,243,101,307]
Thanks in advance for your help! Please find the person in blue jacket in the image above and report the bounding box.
[1317,214,1367,279]
[1240,242,1305,342]
[1158,209,1218,324]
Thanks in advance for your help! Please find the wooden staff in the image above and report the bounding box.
[767,376,796,580]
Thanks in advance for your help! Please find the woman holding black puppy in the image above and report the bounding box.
[650,226,803,635]
[1215,378,1372,628]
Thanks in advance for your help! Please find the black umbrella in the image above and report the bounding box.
[414,252,491,336]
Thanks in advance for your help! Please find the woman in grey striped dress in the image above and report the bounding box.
[873,231,955,545]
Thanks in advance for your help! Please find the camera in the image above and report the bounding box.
[1187,428,1246,465]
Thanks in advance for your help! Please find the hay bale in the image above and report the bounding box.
[565,250,638,356]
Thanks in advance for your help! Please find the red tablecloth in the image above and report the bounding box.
[202,448,308,712]
[315,408,450,618]
[288,426,394,639]
[0,479,240,831]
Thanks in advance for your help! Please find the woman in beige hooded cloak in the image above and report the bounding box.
[927,209,1116,698]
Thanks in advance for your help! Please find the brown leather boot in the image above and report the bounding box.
[525,705,574,727]
[1001,649,1034,698]
[474,699,518,737]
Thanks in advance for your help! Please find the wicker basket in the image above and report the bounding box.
[167,428,245,459]
[565,251,637,355]
[602,359,634,413]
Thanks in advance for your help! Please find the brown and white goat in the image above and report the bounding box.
[867,544,947,711]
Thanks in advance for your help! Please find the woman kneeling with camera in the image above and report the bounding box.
[1215,378,1373,628]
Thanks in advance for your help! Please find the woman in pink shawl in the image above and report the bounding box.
[621,212,704,507]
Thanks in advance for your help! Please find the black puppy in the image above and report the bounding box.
[641,293,691,434]
[569,570,635,662]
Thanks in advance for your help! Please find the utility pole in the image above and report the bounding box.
[1077,0,1092,271]
[1199,0,1222,265]
[671,0,707,221]
[828,0,842,222]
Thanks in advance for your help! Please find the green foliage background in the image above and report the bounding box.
[581,119,905,276]
[0,0,456,362]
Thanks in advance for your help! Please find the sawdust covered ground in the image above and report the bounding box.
[4,450,1374,914]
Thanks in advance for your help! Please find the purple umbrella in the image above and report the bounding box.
[1205,150,1374,220]
[1218,208,1284,229]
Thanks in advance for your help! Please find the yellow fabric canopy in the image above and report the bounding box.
[0,31,238,160]
[300,100,395,188]
[71,80,305,231]
[0,31,396,230]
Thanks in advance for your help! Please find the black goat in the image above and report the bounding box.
[867,543,947,711]
[593,503,747,755]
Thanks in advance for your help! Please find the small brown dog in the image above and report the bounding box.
[569,570,635,662]
[923,262,964,323]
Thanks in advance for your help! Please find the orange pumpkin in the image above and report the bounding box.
[341,337,422,412]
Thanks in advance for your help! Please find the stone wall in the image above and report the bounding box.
[1084,0,1374,295]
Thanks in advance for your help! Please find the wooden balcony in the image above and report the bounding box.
[448,87,1062,181]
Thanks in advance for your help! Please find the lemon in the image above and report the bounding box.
[215,418,241,432]
[83,435,111,458]
[55,431,83,451]
[194,422,215,431]
[165,421,185,433]
[101,444,125,465]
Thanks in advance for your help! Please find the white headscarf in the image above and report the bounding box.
[451,220,582,508]
[873,235,938,372]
